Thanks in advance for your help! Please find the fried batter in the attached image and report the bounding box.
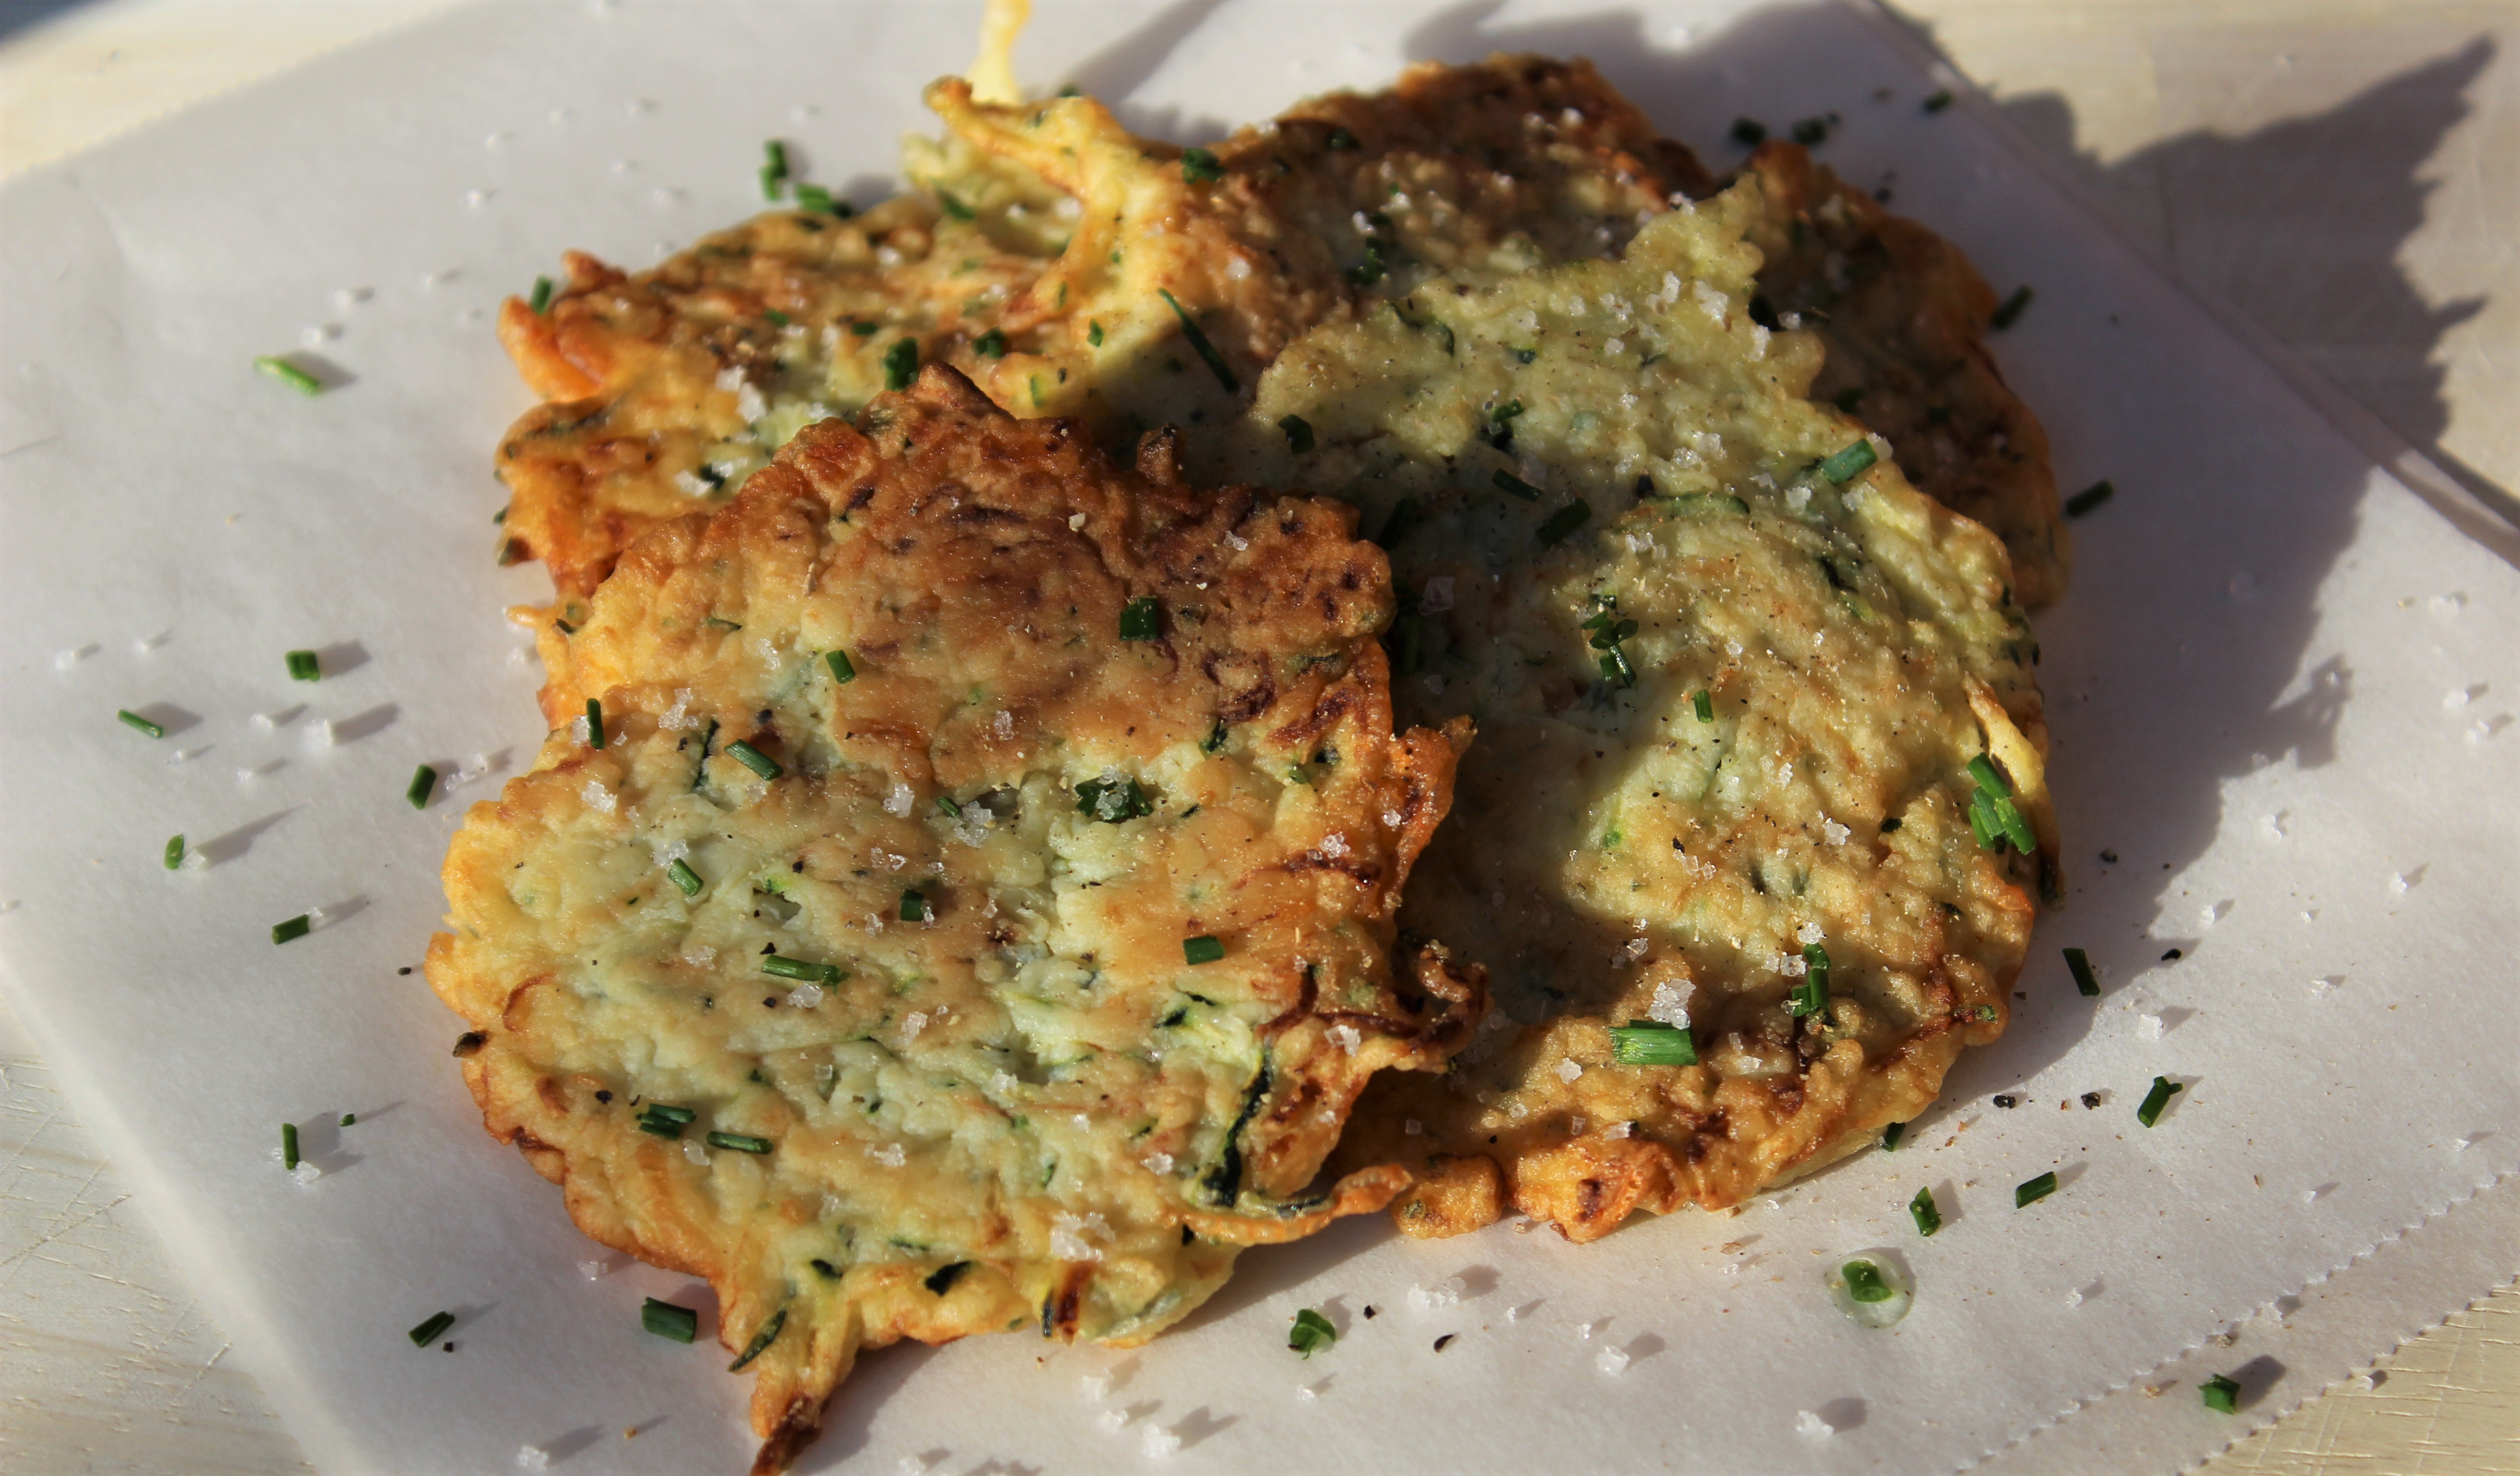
[430,367,1477,1470]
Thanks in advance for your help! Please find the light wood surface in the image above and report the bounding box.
[1,2,2512,1473]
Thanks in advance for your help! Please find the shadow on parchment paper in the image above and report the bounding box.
[808,6,2491,1462]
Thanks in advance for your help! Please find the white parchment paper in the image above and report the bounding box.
[1,3,2512,1473]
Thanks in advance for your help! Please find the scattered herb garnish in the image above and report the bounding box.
[642,1297,699,1343]
[727,1307,787,1372]
[408,1311,456,1348]
[936,795,963,819]
[1086,320,1104,347]
[1324,126,1358,150]
[2064,946,2100,997]
[1990,285,2034,331]
[1076,775,1155,823]
[1818,440,1877,484]
[760,140,790,200]
[2015,1170,2058,1208]
[1156,288,1238,393]
[726,739,781,780]
[527,275,556,315]
[1118,595,1161,641]
[973,328,1008,358]
[1792,943,1832,1016]
[936,190,976,220]
[1491,469,1542,502]
[899,888,932,923]
[254,356,323,396]
[1610,1021,1696,1066]
[882,337,919,392]
[163,835,186,870]
[923,1261,969,1295]
[584,697,606,750]
[281,1122,301,1171]
[1183,935,1225,965]
[1910,1185,1942,1235]
[707,1131,773,1155]
[287,649,322,682]
[1536,500,1593,547]
[1731,117,1768,146]
[793,183,848,216]
[1792,116,1830,147]
[1967,754,2012,797]
[667,859,704,898]
[406,764,437,810]
[1841,1260,1893,1302]
[1924,89,1955,113]
[1693,689,1716,723]
[1180,146,1224,184]
[1278,414,1315,454]
[272,914,312,945]
[1288,1307,1337,1357]
[2136,1075,2182,1127]
[2200,1374,2240,1414]
[825,649,857,684]
[1881,1121,1906,1152]
[761,954,842,984]
[2066,479,2114,517]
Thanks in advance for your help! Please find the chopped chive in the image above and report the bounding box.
[281,1122,301,1171]
[1183,935,1225,966]
[762,309,791,328]
[1076,775,1155,823]
[2064,946,2100,997]
[254,356,323,395]
[408,1310,456,1347]
[882,338,919,392]
[726,739,781,780]
[1967,790,2001,849]
[1730,117,1767,146]
[899,888,931,923]
[937,190,976,220]
[1803,942,1831,994]
[1791,116,1829,147]
[584,697,605,749]
[1324,126,1358,150]
[1492,469,1542,502]
[760,954,841,984]
[1490,399,1524,427]
[1881,1120,1906,1152]
[794,182,848,216]
[1973,1003,1997,1022]
[1536,501,1593,547]
[1288,1307,1336,1357]
[528,275,555,315]
[406,764,438,810]
[2136,1075,2182,1127]
[825,649,857,684]
[1841,1259,1893,1302]
[1378,495,1424,548]
[707,1131,773,1155]
[641,1297,699,1343]
[1923,88,1955,113]
[1990,285,2034,331]
[2015,1170,2058,1208]
[1155,288,1239,393]
[1074,318,1101,350]
[1118,595,1161,641]
[667,858,703,897]
[286,649,322,682]
[1346,243,1386,287]
[851,320,879,335]
[272,914,312,945]
[642,1104,697,1125]
[1278,414,1315,454]
[810,1258,842,1280]
[1180,146,1224,184]
[1202,721,1229,754]
[923,1261,970,1294]
[727,1306,786,1371]
[2200,1374,2240,1414]
[762,139,788,182]
[1598,646,1637,689]
[973,328,1008,358]
[1693,689,1715,723]
[1818,440,1877,484]
[1610,1021,1696,1065]
[1788,980,1825,1017]
[1991,793,2036,853]
[1967,754,2012,798]
[937,795,963,819]
[163,834,186,870]
[339,1113,356,1127]
[2065,479,2114,518]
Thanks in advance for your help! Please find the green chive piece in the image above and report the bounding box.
[1346,243,1386,288]
[1598,646,1637,689]
[642,1104,697,1125]
[707,1131,773,1155]
[761,955,841,984]
[1841,1259,1893,1302]
[1156,288,1239,393]
[1183,935,1226,965]
[973,328,1008,358]
[1288,1307,1337,1357]
[851,320,880,336]
[339,1113,355,1127]
[1789,980,1825,1017]
[937,190,976,220]
[406,764,437,811]
[1792,116,1829,147]
[727,1306,787,1371]
[117,708,167,738]
[1610,1021,1696,1066]
[1490,399,1524,427]
[637,1113,682,1139]
[1492,469,1542,502]
[2064,946,2100,997]
[1086,320,1105,347]
[529,275,555,314]
[1910,1185,1942,1235]
[1278,414,1315,454]
[286,649,322,682]
[2137,1075,2182,1127]
[2015,1170,2058,1208]
[408,1310,456,1347]
[1818,440,1878,484]
[1881,1120,1906,1152]
[584,698,605,750]
[254,356,323,395]
[1968,790,2001,848]
[1991,793,2036,853]
[1536,500,1593,547]
[2200,1374,2240,1414]
[2066,479,2114,518]
[1118,595,1161,641]
[1693,689,1716,723]
[667,858,703,897]
[763,309,791,328]
[642,1297,699,1343]
[1967,754,2012,798]
[1990,285,2034,330]
[793,183,845,215]
[1731,117,1767,146]
[726,739,781,780]
[1324,126,1358,150]
[825,649,857,684]
[923,1261,969,1294]
[937,795,963,819]
[1803,942,1832,994]
[163,835,186,870]
[1973,1003,1997,1022]
[281,1122,301,1171]
[760,141,789,200]
[1924,89,1955,113]
[1180,146,1224,184]
[899,888,932,923]
[882,337,919,392]
[272,914,312,945]
[1076,775,1155,822]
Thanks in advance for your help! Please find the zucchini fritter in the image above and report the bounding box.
[1195,178,2056,1241]
[429,368,1478,1470]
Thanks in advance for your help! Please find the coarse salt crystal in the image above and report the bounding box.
[1095,1408,1129,1433]
[1051,1212,1109,1262]
[291,1162,323,1186]
[569,714,590,742]
[682,1140,709,1165]
[1327,1024,1361,1055]
[1606,1121,1632,1138]
[1596,1344,1631,1376]
[788,983,824,1008]
[1405,1118,1423,1135]
[2139,1013,2165,1040]
[1143,1152,1173,1174]
[1140,1425,1181,1459]
[1420,576,1454,612]
[517,1445,551,1470]
[301,720,336,753]
[1795,1410,1834,1438]
[1648,981,1693,1028]
[681,944,715,966]
[868,1143,906,1167]
[582,780,616,814]
[1692,280,1728,322]
[578,1259,610,1280]
[1779,952,1807,977]
[1555,1058,1583,1084]
[1821,819,1849,845]
[903,1011,928,1037]
[1407,1283,1460,1313]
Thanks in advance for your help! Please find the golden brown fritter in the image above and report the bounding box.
[430,367,1478,1471]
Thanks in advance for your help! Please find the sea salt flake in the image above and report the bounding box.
[903,1011,929,1037]
[1795,1410,1834,1438]
[1051,1212,1110,1263]
[1605,1121,1632,1138]
[1596,1344,1631,1376]
[2139,1013,2165,1040]
[681,944,716,966]
[1821,819,1850,845]
[577,1259,610,1280]
[291,1162,323,1185]
[1405,1118,1423,1135]
[1139,1425,1180,1459]
[569,714,591,742]
[300,720,336,753]
[1407,1282,1461,1313]
[517,1445,551,1470]
[682,1140,710,1165]
[868,1142,906,1168]
[1422,576,1455,612]
[1143,1152,1173,1174]
[1555,1058,1583,1084]
[581,780,616,814]
[1327,1024,1362,1055]
[1095,1408,1129,1433]
[788,983,824,1008]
